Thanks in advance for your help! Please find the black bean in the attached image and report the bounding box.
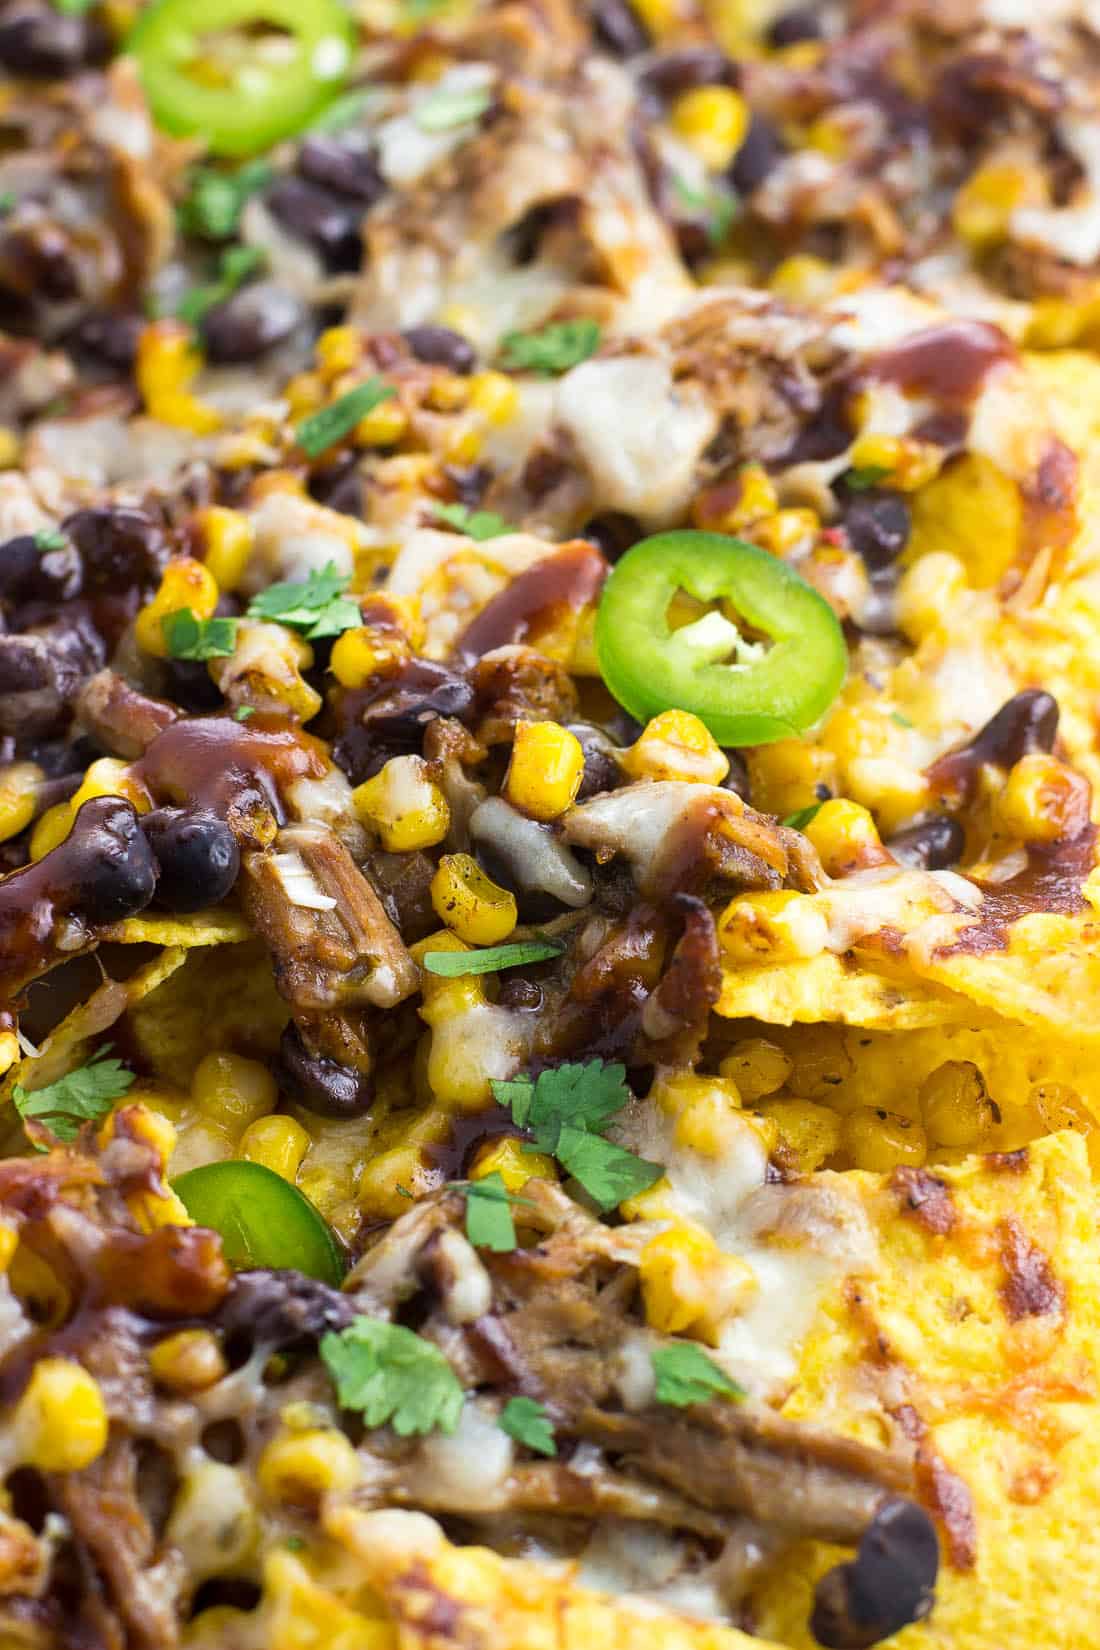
[402,325,477,375]
[332,661,476,783]
[567,721,622,800]
[0,223,81,305]
[0,4,108,76]
[214,1269,354,1357]
[63,506,168,593]
[159,657,226,714]
[265,177,363,273]
[639,47,738,102]
[843,491,911,573]
[69,309,143,371]
[142,807,240,912]
[200,281,302,364]
[721,749,751,800]
[968,689,1060,770]
[766,5,824,46]
[309,453,364,518]
[886,814,965,871]
[730,114,785,195]
[0,613,103,736]
[275,1023,373,1119]
[297,135,386,205]
[811,1498,938,1649]
[591,0,649,55]
[64,797,158,926]
[0,534,81,605]
[582,512,642,563]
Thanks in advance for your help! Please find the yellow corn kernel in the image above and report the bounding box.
[621,710,729,786]
[719,1038,792,1102]
[149,1329,228,1393]
[758,1097,842,1172]
[14,1359,107,1472]
[352,755,451,851]
[718,889,829,962]
[769,254,837,305]
[847,433,902,484]
[895,551,968,643]
[199,506,253,593]
[355,397,409,448]
[240,1115,311,1181]
[263,1549,396,1650]
[73,756,151,816]
[316,325,362,377]
[697,463,779,533]
[907,454,1021,587]
[441,420,482,464]
[209,620,322,724]
[504,720,584,821]
[652,1071,740,1120]
[803,797,886,878]
[919,1060,995,1149]
[670,86,750,171]
[192,1051,277,1132]
[329,624,409,689]
[952,162,1045,251]
[136,322,222,433]
[0,427,20,468]
[0,761,42,843]
[993,753,1091,844]
[748,736,835,819]
[285,370,326,418]
[674,1085,754,1158]
[842,1107,927,1172]
[467,370,519,425]
[424,372,470,413]
[470,1136,557,1190]
[437,303,480,342]
[751,507,819,558]
[639,1223,757,1344]
[805,112,849,160]
[430,853,517,946]
[357,1141,436,1220]
[258,1429,361,1504]
[629,0,685,38]
[29,801,71,861]
[135,557,220,658]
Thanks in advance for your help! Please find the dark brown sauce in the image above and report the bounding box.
[423,1103,521,1181]
[134,713,327,828]
[870,320,1014,406]
[940,825,1095,957]
[452,542,607,662]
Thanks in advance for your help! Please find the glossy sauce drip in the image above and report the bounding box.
[452,541,607,663]
[941,826,1096,957]
[134,713,328,832]
[926,690,1059,804]
[423,1103,521,1180]
[869,320,1015,406]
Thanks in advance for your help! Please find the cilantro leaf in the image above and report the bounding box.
[296,378,396,458]
[890,710,914,729]
[423,939,563,976]
[246,562,361,639]
[500,318,601,377]
[175,245,265,328]
[33,529,66,552]
[51,0,95,14]
[308,88,375,134]
[0,191,14,215]
[651,1343,746,1408]
[499,1396,556,1457]
[457,1171,519,1252]
[432,501,513,541]
[843,465,892,492]
[320,1317,464,1437]
[781,802,823,831]
[177,161,273,241]
[13,1047,134,1145]
[233,704,256,721]
[673,176,737,247]
[415,84,493,133]
[554,1124,662,1211]
[162,609,238,661]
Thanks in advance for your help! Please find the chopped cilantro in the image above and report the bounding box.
[0,191,14,215]
[673,176,737,247]
[33,529,66,552]
[296,378,395,458]
[415,83,493,133]
[246,562,361,640]
[432,501,513,542]
[320,1317,464,1437]
[162,609,238,661]
[175,245,265,328]
[843,465,892,492]
[422,939,563,976]
[283,1536,306,1553]
[651,1343,746,1409]
[890,710,915,729]
[13,1046,134,1146]
[232,704,256,722]
[499,318,601,377]
[492,1060,662,1213]
[308,88,375,134]
[781,802,823,831]
[499,1396,556,1457]
[177,161,273,241]
[51,0,95,13]
[452,1171,528,1252]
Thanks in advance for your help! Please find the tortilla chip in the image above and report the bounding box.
[716,952,989,1031]
[125,938,287,1089]
[98,908,251,948]
[905,912,1100,1039]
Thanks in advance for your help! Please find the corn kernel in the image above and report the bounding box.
[693,463,778,534]
[316,325,362,377]
[621,710,729,785]
[430,853,517,946]
[719,1038,792,1102]
[263,1549,396,1650]
[848,433,902,483]
[330,624,408,689]
[209,620,323,724]
[199,506,253,593]
[670,86,751,171]
[752,507,819,558]
[803,797,887,878]
[629,0,685,39]
[240,1115,311,1181]
[953,162,1045,251]
[149,1329,228,1392]
[895,551,968,643]
[357,1141,437,1220]
[352,755,451,850]
[0,761,42,843]
[424,372,469,412]
[437,303,480,343]
[14,1359,107,1472]
[136,321,222,433]
[919,1061,995,1148]
[285,370,325,417]
[29,801,71,861]
[769,254,837,305]
[842,1107,927,1172]
[718,889,829,962]
[0,427,20,468]
[0,1223,16,1272]
[993,753,1091,844]
[748,737,836,819]
[192,1051,277,1132]
[72,757,151,816]
[355,397,409,448]
[758,1097,842,1172]
[639,1223,757,1344]
[504,720,584,821]
[805,112,849,160]
[673,1086,751,1158]
[467,370,519,425]
[135,557,219,658]
[258,1429,361,1504]
[907,454,1021,587]
[470,1136,557,1190]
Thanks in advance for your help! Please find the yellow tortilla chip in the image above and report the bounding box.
[99,908,251,948]
[717,952,990,1031]
[905,912,1100,1039]
[126,938,287,1089]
